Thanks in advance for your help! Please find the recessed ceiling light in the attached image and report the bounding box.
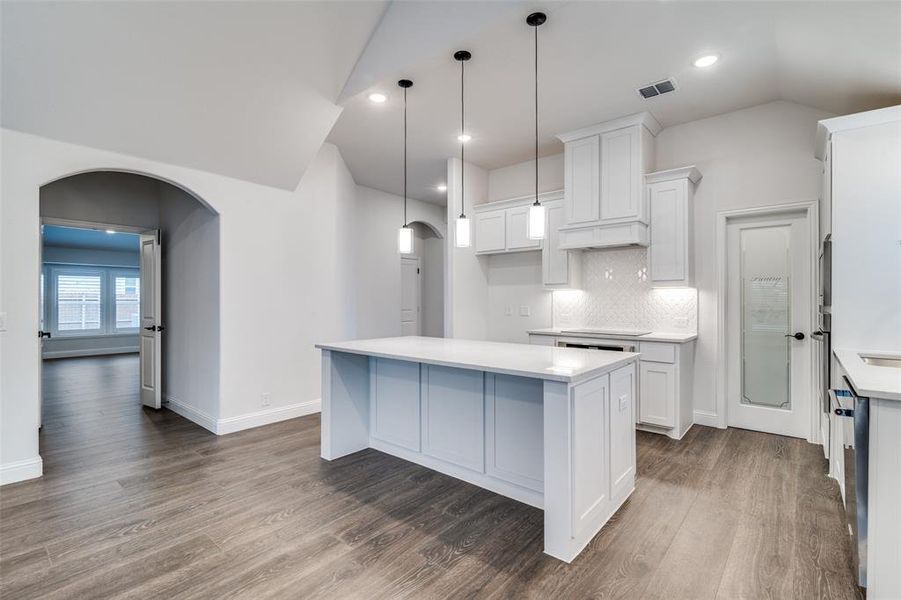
[105,229,116,234]
[457,134,471,143]
[437,184,447,192]
[368,92,387,103]
[693,54,719,68]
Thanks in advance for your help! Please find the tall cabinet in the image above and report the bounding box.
[556,113,661,250]
[645,166,701,288]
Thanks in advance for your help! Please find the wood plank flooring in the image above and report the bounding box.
[0,354,861,599]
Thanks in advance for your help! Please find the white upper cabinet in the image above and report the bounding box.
[557,113,660,251]
[506,205,541,251]
[646,166,701,287]
[474,208,506,254]
[543,200,581,289]
[564,136,600,225]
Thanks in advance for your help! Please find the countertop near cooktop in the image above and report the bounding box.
[527,328,698,344]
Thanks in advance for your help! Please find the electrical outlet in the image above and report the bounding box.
[519,306,530,317]
[261,392,271,407]
[505,306,513,317]
[674,317,689,329]
[0,312,6,332]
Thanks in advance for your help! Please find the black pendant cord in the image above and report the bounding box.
[460,57,466,219]
[403,85,408,227]
[533,21,539,207]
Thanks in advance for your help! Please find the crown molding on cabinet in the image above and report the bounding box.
[556,111,662,143]
[645,166,702,185]
[815,104,901,159]
[472,190,564,213]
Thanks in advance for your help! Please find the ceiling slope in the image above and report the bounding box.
[1,0,387,190]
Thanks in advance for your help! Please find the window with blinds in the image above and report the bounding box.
[45,267,140,336]
[57,273,102,331]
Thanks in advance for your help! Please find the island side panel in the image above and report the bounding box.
[542,362,637,563]
[320,350,371,460]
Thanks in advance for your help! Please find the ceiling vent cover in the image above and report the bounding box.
[638,78,677,99]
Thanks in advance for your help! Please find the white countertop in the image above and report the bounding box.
[316,336,639,384]
[527,328,698,343]
[834,348,901,401]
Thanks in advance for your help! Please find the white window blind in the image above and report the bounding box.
[57,274,102,332]
[115,276,141,330]
[45,266,140,337]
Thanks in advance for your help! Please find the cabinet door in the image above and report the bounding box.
[600,126,640,222]
[506,206,541,250]
[475,209,506,253]
[610,364,636,501]
[638,361,676,428]
[528,334,556,346]
[564,136,600,225]
[543,202,571,286]
[648,180,688,285]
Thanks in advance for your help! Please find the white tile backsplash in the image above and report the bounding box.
[553,248,697,332]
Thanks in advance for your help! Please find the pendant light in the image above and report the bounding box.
[527,12,547,240]
[397,79,414,254]
[454,50,472,248]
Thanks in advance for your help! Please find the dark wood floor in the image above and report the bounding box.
[0,355,861,599]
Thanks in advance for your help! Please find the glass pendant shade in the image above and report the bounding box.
[455,216,471,248]
[398,225,414,254]
[528,203,546,240]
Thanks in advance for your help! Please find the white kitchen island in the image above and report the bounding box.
[316,336,639,563]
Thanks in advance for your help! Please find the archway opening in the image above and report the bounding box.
[38,170,221,453]
[403,221,445,337]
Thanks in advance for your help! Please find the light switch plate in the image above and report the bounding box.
[519,306,530,317]
[674,317,689,329]
[0,312,6,332]
[504,306,513,317]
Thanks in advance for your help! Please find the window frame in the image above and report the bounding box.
[45,264,141,338]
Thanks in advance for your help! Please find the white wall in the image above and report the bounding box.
[43,246,139,268]
[654,100,833,422]
[418,225,445,337]
[446,157,490,339]
[486,252,551,343]
[353,185,446,339]
[0,130,361,483]
[487,153,564,203]
[40,171,161,229]
[159,183,220,421]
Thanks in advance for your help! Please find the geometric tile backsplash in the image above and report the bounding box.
[552,247,698,332]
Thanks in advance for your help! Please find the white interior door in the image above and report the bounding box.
[139,230,162,408]
[726,212,811,438]
[400,256,421,336]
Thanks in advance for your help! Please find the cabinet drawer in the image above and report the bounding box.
[639,342,675,363]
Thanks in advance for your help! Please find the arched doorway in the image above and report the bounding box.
[38,171,220,456]
[402,220,444,337]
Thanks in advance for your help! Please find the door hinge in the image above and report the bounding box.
[156,230,161,245]
[417,268,420,274]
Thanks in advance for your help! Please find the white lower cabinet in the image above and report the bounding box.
[610,364,636,501]
[638,361,675,428]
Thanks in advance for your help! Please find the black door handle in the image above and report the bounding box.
[143,325,157,332]
[785,332,805,340]
[38,330,51,339]
[157,325,165,332]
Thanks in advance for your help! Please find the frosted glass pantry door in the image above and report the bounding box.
[726,212,812,439]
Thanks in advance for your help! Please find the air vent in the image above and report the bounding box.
[638,78,677,99]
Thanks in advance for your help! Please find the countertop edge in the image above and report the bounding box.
[834,348,901,402]
[527,329,698,343]
[316,343,639,384]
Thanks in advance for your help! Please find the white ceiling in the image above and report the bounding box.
[328,0,901,204]
[1,0,387,190]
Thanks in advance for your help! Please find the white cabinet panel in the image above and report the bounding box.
[646,167,698,288]
[571,374,610,537]
[528,334,557,346]
[609,364,636,500]
[543,202,580,288]
[486,374,544,491]
[506,205,541,251]
[475,209,506,253]
[421,365,485,472]
[600,127,640,222]
[564,136,600,225]
[639,361,676,428]
[371,358,421,451]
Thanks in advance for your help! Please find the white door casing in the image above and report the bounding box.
[401,256,421,336]
[725,212,812,438]
[139,230,162,409]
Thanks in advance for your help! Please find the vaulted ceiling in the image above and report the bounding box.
[4,1,899,203]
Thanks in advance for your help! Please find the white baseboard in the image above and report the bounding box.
[164,395,218,434]
[0,456,43,486]
[164,395,321,436]
[43,347,139,359]
[693,410,723,428]
[216,399,321,435]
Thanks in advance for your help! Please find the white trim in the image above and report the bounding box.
[0,456,43,486]
[215,399,322,435]
[715,200,819,441]
[557,111,662,142]
[44,347,138,359]
[472,190,564,213]
[645,165,702,185]
[164,395,218,433]
[815,105,901,159]
[693,409,721,428]
[41,216,148,234]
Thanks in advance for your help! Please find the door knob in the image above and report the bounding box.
[143,325,157,332]
[785,332,805,340]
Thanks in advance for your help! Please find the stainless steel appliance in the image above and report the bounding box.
[832,376,869,590]
[557,340,636,353]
